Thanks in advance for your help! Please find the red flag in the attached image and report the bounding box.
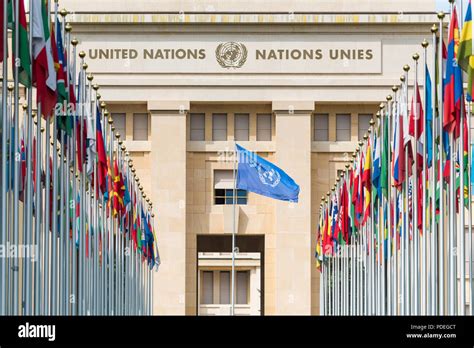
[408,84,424,139]
[32,0,57,118]
[96,114,108,194]
[443,6,463,137]
[320,201,330,255]
[341,180,349,243]
[76,118,87,172]
[408,84,424,173]
[355,153,364,224]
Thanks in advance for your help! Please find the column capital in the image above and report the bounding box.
[147,100,190,114]
[272,101,314,114]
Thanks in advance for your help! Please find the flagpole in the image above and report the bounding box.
[344,165,350,315]
[61,10,70,317]
[11,0,21,316]
[320,223,324,315]
[468,100,473,316]
[86,72,93,315]
[101,106,106,316]
[449,119,455,315]
[377,110,386,315]
[64,19,72,316]
[93,84,100,316]
[431,24,439,316]
[116,136,122,315]
[420,40,429,316]
[390,87,398,315]
[398,76,407,316]
[394,82,400,316]
[0,0,8,317]
[78,51,85,315]
[326,191,334,316]
[438,11,446,315]
[382,99,391,315]
[82,59,88,315]
[101,103,107,316]
[231,141,237,316]
[412,53,420,315]
[119,143,125,315]
[459,24,467,319]
[71,37,78,316]
[460,91,466,315]
[403,65,411,315]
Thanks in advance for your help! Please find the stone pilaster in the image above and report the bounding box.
[149,100,189,314]
[272,101,314,315]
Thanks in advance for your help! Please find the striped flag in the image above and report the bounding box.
[409,83,424,173]
[381,111,389,198]
[13,0,31,87]
[96,107,108,195]
[362,138,371,225]
[458,0,474,101]
[372,130,381,202]
[426,65,433,168]
[443,6,463,137]
[32,0,57,118]
[55,19,71,135]
[392,97,405,189]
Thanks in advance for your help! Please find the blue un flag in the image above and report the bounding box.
[236,144,300,202]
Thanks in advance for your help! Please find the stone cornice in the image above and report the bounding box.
[62,13,439,25]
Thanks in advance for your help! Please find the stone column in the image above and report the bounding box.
[272,101,314,315]
[149,101,189,314]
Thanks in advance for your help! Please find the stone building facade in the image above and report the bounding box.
[62,0,438,314]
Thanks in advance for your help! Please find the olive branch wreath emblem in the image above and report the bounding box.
[215,42,248,69]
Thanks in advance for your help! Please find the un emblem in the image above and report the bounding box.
[257,165,281,188]
[215,42,248,69]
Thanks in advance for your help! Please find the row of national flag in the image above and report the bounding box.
[317,2,474,316]
[0,0,158,316]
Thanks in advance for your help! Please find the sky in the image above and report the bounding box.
[436,0,469,13]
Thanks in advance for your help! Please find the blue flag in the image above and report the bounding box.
[371,134,381,201]
[236,144,300,202]
[426,65,433,168]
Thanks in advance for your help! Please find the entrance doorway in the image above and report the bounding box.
[196,235,265,316]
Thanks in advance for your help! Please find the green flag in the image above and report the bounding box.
[11,0,31,87]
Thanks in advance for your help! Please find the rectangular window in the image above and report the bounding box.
[336,114,351,141]
[133,113,148,141]
[314,113,329,141]
[234,113,249,141]
[257,114,272,141]
[219,271,231,304]
[358,114,372,140]
[213,113,227,141]
[112,113,126,140]
[190,113,205,141]
[236,271,249,305]
[214,170,247,205]
[201,271,214,305]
